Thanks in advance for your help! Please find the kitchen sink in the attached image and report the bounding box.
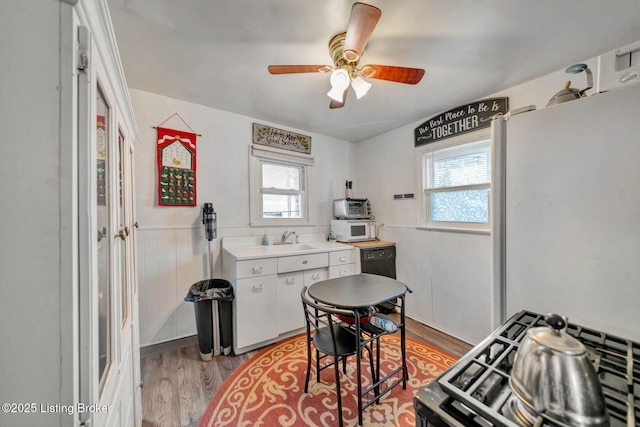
[257,243,318,252]
[246,243,322,254]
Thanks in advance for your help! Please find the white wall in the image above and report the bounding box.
[0,2,76,426]
[354,55,607,344]
[132,46,632,346]
[130,89,356,345]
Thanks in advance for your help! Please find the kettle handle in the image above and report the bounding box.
[533,346,552,413]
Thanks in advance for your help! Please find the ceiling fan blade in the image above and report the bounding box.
[361,65,425,84]
[342,2,381,62]
[268,65,331,74]
[329,89,348,109]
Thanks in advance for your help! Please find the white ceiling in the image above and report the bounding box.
[107,0,640,142]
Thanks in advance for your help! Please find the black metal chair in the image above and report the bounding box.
[301,286,376,427]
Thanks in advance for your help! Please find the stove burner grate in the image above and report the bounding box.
[418,310,640,427]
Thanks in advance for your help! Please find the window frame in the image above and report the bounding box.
[249,145,313,226]
[416,129,492,233]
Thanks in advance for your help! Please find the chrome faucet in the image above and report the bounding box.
[280,231,296,244]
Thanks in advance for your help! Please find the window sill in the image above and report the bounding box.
[250,220,315,227]
[416,225,490,235]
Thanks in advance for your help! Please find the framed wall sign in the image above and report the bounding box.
[414,97,509,146]
[253,123,311,154]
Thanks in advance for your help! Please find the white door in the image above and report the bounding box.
[78,25,139,427]
[127,141,143,426]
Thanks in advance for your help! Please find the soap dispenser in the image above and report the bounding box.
[261,232,269,246]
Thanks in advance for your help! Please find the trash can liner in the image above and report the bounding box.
[184,279,233,302]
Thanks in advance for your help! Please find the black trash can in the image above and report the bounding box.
[184,279,234,361]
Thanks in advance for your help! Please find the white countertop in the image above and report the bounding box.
[222,234,354,260]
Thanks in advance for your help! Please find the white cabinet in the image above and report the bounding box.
[278,271,305,334]
[276,253,328,336]
[235,274,278,349]
[304,268,328,286]
[224,245,356,354]
[224,255,279,352]
[329,249,356,278]
[277,267,330,334]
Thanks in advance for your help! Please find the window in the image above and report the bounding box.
[250,145,313,226]
[419,131,491,230]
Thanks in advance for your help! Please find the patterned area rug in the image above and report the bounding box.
[199,333,457,427]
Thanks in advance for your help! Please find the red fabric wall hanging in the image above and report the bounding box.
[156,127,197,206]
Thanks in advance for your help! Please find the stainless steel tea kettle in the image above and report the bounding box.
[546,63,593,107]
[510,313,609,426]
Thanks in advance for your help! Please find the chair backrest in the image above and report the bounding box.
[301,286,356,353]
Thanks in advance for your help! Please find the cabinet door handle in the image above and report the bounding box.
[339,270,348,276]
[311,273,320,280]
[252,266,263,274]
[252,284,264,293]
[339,256,348,262]
[302,260,308,265]
[286,277,295,285]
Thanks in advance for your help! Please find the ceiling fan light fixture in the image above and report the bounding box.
[329,68,350,89]
[327,68,350,101]
[351,75,372,99]
[267,3,425,109]
[327,86,347,103]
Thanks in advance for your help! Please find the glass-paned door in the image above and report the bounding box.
[96,86,112,389]
[78,24,138,427]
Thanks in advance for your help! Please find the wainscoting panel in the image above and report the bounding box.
[138,227,210,346]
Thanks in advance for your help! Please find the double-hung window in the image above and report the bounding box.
[419,131,491,230]
[250,145,313,226]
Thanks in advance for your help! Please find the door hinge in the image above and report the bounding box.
[78,49,89,71]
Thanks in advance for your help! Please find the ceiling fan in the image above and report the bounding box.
[268,2,425,109]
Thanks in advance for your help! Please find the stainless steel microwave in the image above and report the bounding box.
[333,198,372,219]
[330,219,376,242]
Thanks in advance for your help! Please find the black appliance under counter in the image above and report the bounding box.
[414,310,640,427]
[352,241,397,313]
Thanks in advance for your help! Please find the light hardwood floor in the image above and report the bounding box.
[140,316,473,427]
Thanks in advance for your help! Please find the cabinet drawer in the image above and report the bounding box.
[236,258,277,278]
[329,263,355,279]
[329,249,355,265]
[303,268,328,286]
[278,252,328,273]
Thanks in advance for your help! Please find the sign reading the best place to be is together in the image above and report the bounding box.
[414,97,509,146]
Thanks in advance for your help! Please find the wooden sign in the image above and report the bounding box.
[414,97,509,146]
[253,123,311,154]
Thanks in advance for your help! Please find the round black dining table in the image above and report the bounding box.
[307,273,409,309]
[307,273,410,426]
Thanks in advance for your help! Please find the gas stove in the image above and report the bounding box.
[414,310,640,426]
